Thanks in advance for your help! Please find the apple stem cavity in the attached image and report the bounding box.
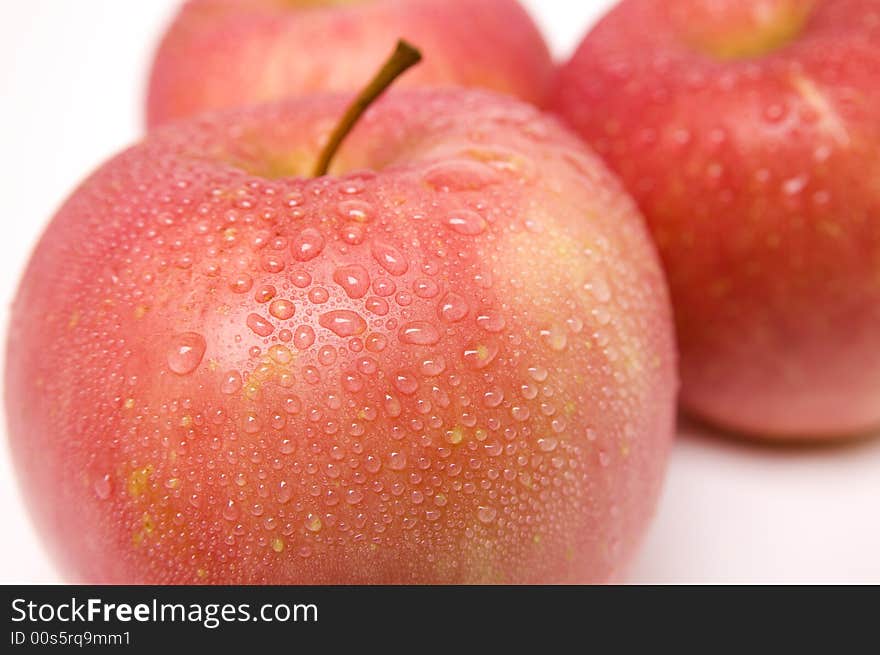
[312,40,422,177]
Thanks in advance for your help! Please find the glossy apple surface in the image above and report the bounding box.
[6,89,676,583]
[551,0,880,438]
[146,0,553,127]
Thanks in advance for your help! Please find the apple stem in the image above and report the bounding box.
[312,40,422,177]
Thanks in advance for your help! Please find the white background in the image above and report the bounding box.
[1,0,879,584]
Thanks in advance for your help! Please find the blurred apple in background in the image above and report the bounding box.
[551,0,880,439]
[146,0,553,127]
[6,60,676,582]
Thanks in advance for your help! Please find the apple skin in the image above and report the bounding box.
[6,89,676,583]
[146,0,553,128]
[551,0,880,439]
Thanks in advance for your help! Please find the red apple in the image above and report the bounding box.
[6,69,676,582]
[146,0,553,128]
[551,0,880,439]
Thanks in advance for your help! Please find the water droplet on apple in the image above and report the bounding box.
[318,345,336,366]
[93,474,112,500]
[365,296,389,316]
[528,365,548,382]
[221,370,242,394]
[419,356,446,376]
[399,321,441,346]
[476,310,506,333]
[336,199,373,223]
[340,223,365,245]
[438,291,469,322]
[463,342,499,369]
[422,159,501,191]
[357,356,378,375]
[320,310,366,337]
[384,394,402,417]
[477,506,497,524]
[365,333,387,352]
[593,307,612,326]
[444,210,487,235]
[342,372,363,392]
[371,239,408,275]
[338,178,366,195]
[372,277,396,297]
[243,413,261,433]
[520,382,538,399]
[308,287,329,304]
[393,371,419,395]
[230,274,253,294]
[222,499,239,521]
[261,253,285,273]
[293,325,315,350]
[388,451,407,470]
[305,514,322,532]
[365,455,382,473]
[167,332,206,375]
[269,299,295,320]
[333,264,370,299]
[291,270,312,288]
[269,344,293,364]
[482,387,505,408]
[541,325,568,352]
[537,437,558,452]
[255,285,276,303]
[763,103,788,123]
[413,278,439,299]
[276,481,292,504]
[290,227,325,261]
[484,441,503,456]
[246,313,274,337]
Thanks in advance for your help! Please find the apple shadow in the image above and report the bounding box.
[627,412,880,584]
